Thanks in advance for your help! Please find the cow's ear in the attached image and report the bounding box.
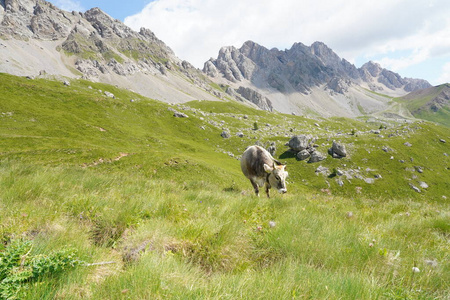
[263,163,273,173]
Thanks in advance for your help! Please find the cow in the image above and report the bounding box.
[240,145,288,197]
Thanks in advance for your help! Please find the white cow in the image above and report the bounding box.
[240,145,288,197]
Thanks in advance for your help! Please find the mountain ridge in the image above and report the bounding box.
[0,0,222,104]
[205,40,431,95]
[0,0,440,119]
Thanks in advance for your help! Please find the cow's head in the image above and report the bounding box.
[264,163,288,194]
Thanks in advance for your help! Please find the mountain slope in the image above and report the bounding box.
[0,73,448,299]
[0,0,223,103]
[396,83,450,127]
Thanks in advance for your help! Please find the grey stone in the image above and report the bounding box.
[289,135,310,151]
[308,151,326,163]
[221,131,230,138]
[297,149,311,160]
[104,91,115,98]
[315,165,329,175]
[267,142,276,156]
[410,184,421,193]
[419,181,429,189]
[173,111,188,118]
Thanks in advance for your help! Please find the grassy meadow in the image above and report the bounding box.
[0,73,449,299]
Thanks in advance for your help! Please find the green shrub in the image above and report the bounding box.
[0,240,83,300]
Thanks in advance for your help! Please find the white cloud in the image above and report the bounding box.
[437,62,450,84]
[52,0,84,12]
[124,0,450,81]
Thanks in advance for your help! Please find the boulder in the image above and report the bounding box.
[267,142,276,156]
[329,140,347,158]
[104,91,115,98]
[308,151,326,163]
[173,111,188,118]
[221,131,230,138]
[288,135,310,151]
[297,149,311,161]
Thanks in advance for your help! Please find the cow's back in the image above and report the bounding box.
[240,145,272,179]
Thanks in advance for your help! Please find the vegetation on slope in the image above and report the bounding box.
[395,84,450,127]
[0,73,449,299]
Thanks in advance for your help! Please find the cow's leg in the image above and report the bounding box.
[250,179,259,196]
[265,183,270,198]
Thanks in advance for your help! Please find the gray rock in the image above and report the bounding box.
[267,142,276,156]
[236,86,273,111]
[419,181,429,189]
[410,184,421,193]
[329,140,347,158]
[236,132,244,138]
[104,91,115,98]
[203,59,219,77]
[173,111,188,118]
[221,131,230,138]
[315,165,329,175]
[404,142,412,147]
[308,151,326,163]
[364,178,375,184]
[289,135,310,151]
[439,139,446,143]
[297,149,311,160]
[415,166,424,173]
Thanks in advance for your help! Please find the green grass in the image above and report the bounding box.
[394,85,450,127]
[0,73,449,299]
[414,106,450,128]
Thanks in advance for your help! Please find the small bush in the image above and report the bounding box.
[0,239,82,300]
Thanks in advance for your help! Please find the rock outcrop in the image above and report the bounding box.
[205,40,431,95]
[235,86,273,111]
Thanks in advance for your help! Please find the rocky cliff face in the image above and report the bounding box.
[205,41,431,96]
[0,0,221,103]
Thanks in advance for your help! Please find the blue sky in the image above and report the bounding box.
[48,0,152,21]
[49,0,450,86]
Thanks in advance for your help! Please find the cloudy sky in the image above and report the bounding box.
[50,0,450,85]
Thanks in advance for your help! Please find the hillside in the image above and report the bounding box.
[0,73,449,299]
[396,83,450,127]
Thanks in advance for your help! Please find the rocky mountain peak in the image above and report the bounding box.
[84,7,134,39]
[0,0,73,39]
[361,61,383,77]
[207,40,431,96]
[310,41,337,59]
